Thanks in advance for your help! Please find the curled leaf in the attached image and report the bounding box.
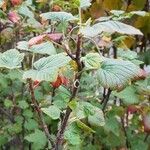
[8,11,20,23]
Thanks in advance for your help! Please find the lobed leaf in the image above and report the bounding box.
[96,58,141,89]
[113,86,139,104]
[80,0,91,9]
[82,53,104,70]
[23,53,71,81]
[41,105,61,120]
[17,41,56,55]
[25,129,47,149]
[0,49,24,69]
[81,20,143,37]
[93,20,143,35]
[40,11,77,22]
[18,5,34,18]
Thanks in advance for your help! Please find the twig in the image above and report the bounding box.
[101,88,106,104]
[102,88,112,111]
[28,79,54,147]
[51,40,75,60]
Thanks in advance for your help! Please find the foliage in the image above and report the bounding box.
[0,0,150,150]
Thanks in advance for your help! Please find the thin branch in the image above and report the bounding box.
[101,88,106,104]
[113,45,117,59]
[84,37,102,56]
[0,107,15,123]
[51,40,75,60]
[28,79,54,147]
[121,116,130,148]
[102,88,112,112]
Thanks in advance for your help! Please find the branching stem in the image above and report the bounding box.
[28,79,54,147]
[53,35,83,150]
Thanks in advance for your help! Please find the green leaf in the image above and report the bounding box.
[0,49,24,69]
[17,41,29,50]
[70,101,105,126]
[76,120,95,133]
[17,41,56,55]
[88,108,105,127]
[25,129,47,150]
[93,20,143,36]
[7,70,23,80]
[80,26,100,37]
[27,17,42,28]
[96,58,141,89]
[64,123,81,145]
[110,10,125,16]
[4,99,13,108]
[69,101,94,119]
[23,69,58,82]
[41,105,61,120]
[113,86,139,104]
[40,12,77,22]
[135,77,150,95]
[82,53,104,70]
[18,5,34,18]
[23,53,71,81]
[130,11,147,16]
[104,117,120,136]
[53,86,71,109]
[0,135,7,146]
[18,101,29,109]
[117,48,138,60]
[23,109,33,118]
[34,53,71,70]
[31,42,56,55]
[24,119,39,131]
[80,0,91,9]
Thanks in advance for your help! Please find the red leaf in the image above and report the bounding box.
[46,33,63,42]
[11,0,22,6]
[51,75,68,88]
[28,34,46,46]
[127,105,138,114]
[138,69,147,80]
[52,76,62,88]
[61,76,69,86]
[8,11,20,23]
[33,80,40,89]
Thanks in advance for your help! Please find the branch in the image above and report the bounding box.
[121,116,130,148]
[51,40,75,60]
[0,107,15,123]
[102,88,112,112]
[53,35,83,150]
[113,45,117,59]
[28,79,54,147]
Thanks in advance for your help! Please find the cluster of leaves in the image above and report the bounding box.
[0,0,150,150]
